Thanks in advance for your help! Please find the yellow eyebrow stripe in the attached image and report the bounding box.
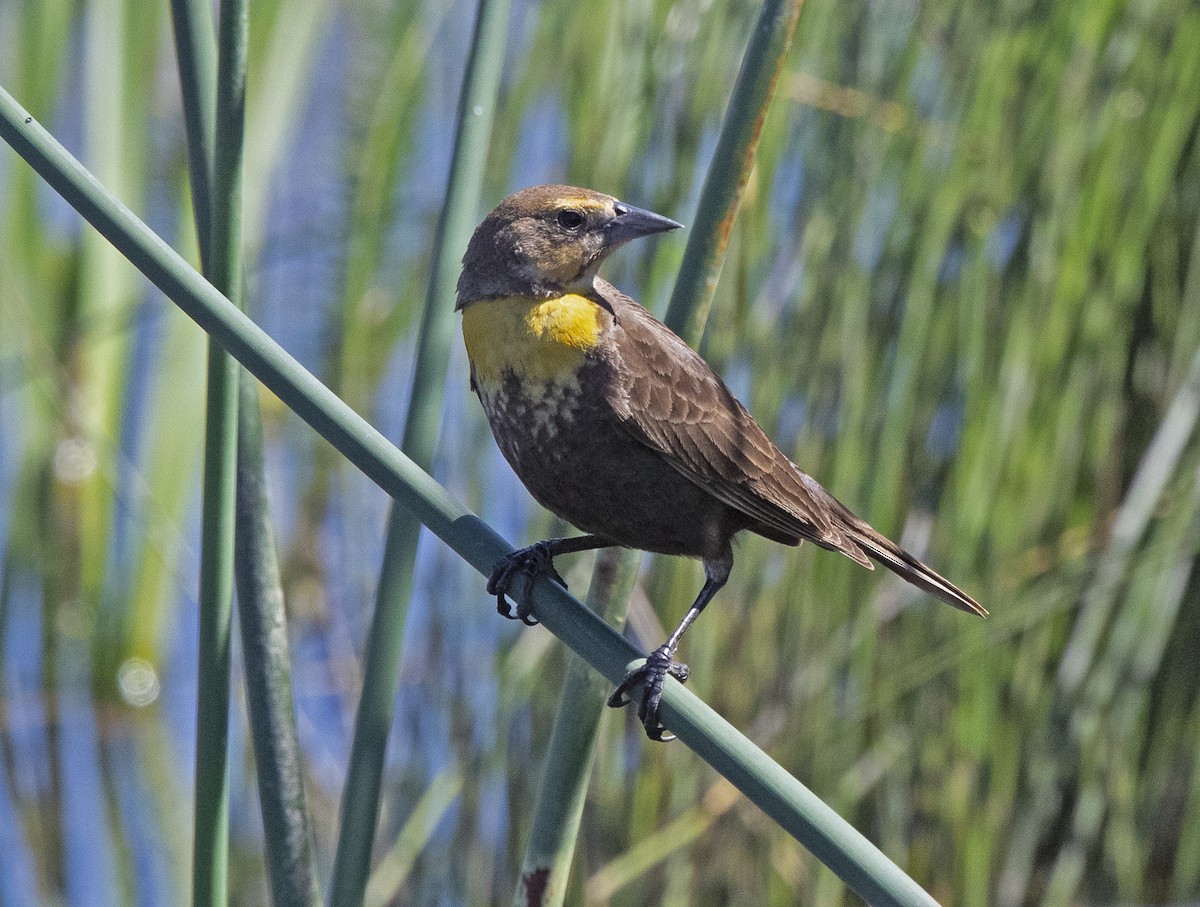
[555,196,609,211]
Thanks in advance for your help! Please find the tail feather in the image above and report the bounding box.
[800,476,987,617]
[846,521,987,617]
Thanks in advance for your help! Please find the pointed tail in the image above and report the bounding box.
[802,476,987,617]
[845,519,987,617]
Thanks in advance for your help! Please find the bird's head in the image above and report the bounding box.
[456,185,682,308]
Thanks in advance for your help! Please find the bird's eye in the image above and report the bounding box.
[556,209,585,230]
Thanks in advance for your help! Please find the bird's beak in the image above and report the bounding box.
[606,201,683,245]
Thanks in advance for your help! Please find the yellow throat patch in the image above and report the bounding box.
[461,294,605,384]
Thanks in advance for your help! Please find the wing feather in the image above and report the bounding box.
[594,281,985,615]
[597,280,857,555]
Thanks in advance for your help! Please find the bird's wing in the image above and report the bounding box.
[597,281,870,564]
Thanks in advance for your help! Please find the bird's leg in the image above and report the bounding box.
[488,535,614,625]
[608,557,731,742]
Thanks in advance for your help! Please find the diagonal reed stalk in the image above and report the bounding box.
[664,0,804,342]
[328,0,512,903]
[170,0,319,901]
[0,85,939,907]
[513,1,804,904]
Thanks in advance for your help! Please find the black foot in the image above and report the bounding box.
[487,541,568,626]
[607,646,690,741]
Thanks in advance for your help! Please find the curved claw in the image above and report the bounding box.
[487,541,569,625]
[607,648,689,741]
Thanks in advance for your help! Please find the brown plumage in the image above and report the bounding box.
[457,185,984,740]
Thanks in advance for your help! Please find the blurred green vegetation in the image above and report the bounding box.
[1,0,1198,903]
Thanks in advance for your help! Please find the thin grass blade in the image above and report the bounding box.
[363,769,464,907]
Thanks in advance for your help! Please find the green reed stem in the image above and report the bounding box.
[513,549,641,907]
[328,1,512,904]
[172,0,319,899]
[663,0,804,343]
[169,0,232,901]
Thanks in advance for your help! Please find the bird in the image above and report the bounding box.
[456,184,985,741]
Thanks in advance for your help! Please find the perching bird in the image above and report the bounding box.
[456,185,985,741]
